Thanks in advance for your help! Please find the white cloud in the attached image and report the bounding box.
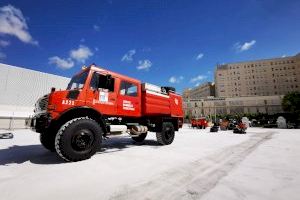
[234,40,256,52]
[0,40,10,47]
[0,51,6,60]
[49,45,93,70]
[137,59,152,71]
[0,5,38,45]
[49,56,74,70]
[169,76,184,84]
[190,75,207,83]
[93,25,100,31]
[196,53,204,60]
[70,45,93,63]
[121,49,136,62]
[169,76,177,83]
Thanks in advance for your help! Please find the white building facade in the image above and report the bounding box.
[0,63,70,129]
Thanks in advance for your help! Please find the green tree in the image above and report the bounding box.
[282,92,300,115]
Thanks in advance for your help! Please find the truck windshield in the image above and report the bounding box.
[67,70,89,90]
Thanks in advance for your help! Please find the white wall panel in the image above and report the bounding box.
[0,63,70,107]
[0,63,70,122]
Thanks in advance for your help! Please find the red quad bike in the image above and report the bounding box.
[233,122,247,134]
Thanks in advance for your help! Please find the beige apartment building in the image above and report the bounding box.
[215,53,300,97]
[183,82,215,100]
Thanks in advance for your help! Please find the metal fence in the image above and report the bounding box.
[0,116,29,129]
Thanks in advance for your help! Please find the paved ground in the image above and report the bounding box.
[0,126,299,200]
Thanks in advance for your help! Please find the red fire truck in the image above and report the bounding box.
[27,64,183,161]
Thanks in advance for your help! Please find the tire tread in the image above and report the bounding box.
[55,117,98,162]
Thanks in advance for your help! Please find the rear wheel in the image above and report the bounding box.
[55,117,102,162]
[131,132,147,142]
[156,122,175,145]
[40,131,55,152]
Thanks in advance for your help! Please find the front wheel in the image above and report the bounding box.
[156,122,175,145]
[55,117,102,162]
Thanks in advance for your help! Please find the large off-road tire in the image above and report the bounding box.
[156,122,175,145]
[55,117,102,162]
[131,132,147,142]
[40,132,55,152]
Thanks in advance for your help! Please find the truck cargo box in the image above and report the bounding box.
[141,83,183,117]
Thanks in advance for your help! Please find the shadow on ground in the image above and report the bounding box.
[0,137,160,166]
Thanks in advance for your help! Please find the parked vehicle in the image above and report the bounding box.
[233,121,247,134]
[210,122,219,132]
[191,117,208,129]
[26,64,183,161]
[220,119,229,130]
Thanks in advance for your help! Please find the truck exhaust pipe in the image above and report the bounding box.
[129,125,148,136]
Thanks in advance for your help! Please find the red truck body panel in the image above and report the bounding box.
[141,87,183,117]
[142,90,171,115]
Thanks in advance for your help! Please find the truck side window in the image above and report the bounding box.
[90,73,115,92]
[120,81,137,97]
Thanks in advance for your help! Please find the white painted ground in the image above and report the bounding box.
[0,125,299,200]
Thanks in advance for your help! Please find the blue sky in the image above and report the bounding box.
[0,0,299,93]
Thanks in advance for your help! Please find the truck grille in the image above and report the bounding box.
[35,95,49,113]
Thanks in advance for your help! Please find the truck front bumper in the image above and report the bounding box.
[25,112,51,133]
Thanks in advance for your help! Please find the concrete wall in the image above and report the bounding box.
[0,63,70,129]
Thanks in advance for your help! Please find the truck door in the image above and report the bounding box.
[117,80,141,117]
[85,72,117,115]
